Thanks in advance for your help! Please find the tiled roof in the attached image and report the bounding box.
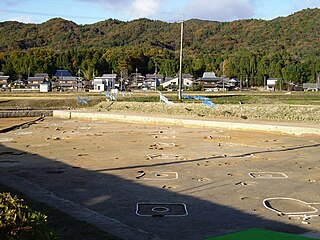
[101,74,117,78]
[0,76,9,80]
[28,77,44,81]
[54,70,72,77]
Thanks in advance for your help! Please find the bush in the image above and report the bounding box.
[0,192,57,240]
[190,83,204,91]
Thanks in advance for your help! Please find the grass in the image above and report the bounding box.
[1,91,320,122]
[94,101,320,123]
[0,183,119,240]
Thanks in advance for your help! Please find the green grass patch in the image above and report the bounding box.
[206,228,314,240]
[0,184,118,240]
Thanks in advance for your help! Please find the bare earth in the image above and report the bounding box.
[0,116,319,240]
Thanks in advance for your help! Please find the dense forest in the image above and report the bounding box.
[0,8,320,85]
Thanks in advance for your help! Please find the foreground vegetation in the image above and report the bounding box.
[0,192,56,240]
[0,185,118,240]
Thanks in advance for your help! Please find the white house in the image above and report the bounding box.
[266,78,279,91]
[162,74,193,90]
[40,82,51,92]
[0,75,9,89]
[92,74,117,92]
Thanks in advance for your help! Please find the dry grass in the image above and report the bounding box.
[94,101,320,123]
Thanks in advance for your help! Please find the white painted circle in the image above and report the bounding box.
[151,206,170,213]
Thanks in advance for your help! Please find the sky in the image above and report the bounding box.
[0,0,319,24]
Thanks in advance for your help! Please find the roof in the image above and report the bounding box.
[101,74,117,78]
[144,78,157,82]
[0,76,9,80]
[13,79,27,84]
[197,77,223,82]
[202,72,216,78]
[28,77,45,81]
[164,77,175,82]
[54,70,72,77]
[59,77,77,81]
[35,73,49,78]
[40,82,50,85]
[146,74,163,79]
[163,77,194,83]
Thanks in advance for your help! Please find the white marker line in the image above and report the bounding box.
[249,172,288,179]
[263,197,320,216]
[142,171,178,180]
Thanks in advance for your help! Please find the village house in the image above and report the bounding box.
[0,75,9,90]
[143,74,163,90]
[129,72,145,89]
[27,73,49,90]
[92,74,117,92]
[196,72,223,90]
[196,72,236,91]
[54,70,79,92]
[12,79,27,89]
[266,78,279,91]
[161,74,193,90]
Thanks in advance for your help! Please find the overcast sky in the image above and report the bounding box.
[0,0,319,24]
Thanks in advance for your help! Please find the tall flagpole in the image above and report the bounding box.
[178,15,184,100]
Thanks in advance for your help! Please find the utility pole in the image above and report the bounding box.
[222,78,225,92]
[154,62,158,92]
[178,16,184,100]
[135,68,138,87]
[120,70,123,91]
[246,76,248,89]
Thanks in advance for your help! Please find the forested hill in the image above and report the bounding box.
[0,8,319,55]
[0,8,320,84]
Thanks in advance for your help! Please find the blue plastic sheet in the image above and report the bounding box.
[77,96,91,104]
[182,95,216,107]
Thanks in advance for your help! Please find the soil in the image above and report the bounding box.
[0,116,319,240]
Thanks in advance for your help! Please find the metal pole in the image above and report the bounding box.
[154,75,156,91]
[178,18,184,100]
[223,78,225,92]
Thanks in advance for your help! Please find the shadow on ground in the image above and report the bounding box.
[0,142,313,240]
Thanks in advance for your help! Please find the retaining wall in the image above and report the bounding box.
[53,110,320,136]
[0,110,53,118]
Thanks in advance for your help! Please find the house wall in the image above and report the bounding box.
[40,84,50,92]
[94,83,105,91]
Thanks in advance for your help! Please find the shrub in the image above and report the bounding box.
[0,192,57,240]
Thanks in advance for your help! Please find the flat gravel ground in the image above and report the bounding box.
[0,117,319,240]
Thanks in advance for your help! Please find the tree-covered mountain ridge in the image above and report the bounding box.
[0,8,319,55]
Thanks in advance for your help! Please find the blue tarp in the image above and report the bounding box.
[182,95,216,107]
[77,96,91,104]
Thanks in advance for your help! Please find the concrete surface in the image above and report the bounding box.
[0,116,319,240]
